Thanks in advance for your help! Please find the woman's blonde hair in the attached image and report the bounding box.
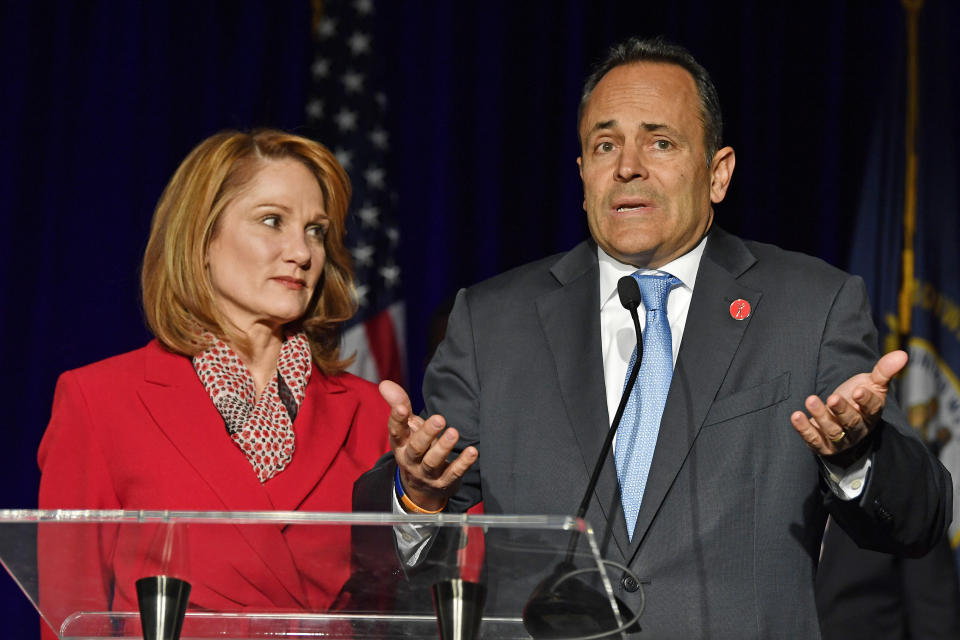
[141,129,356,375]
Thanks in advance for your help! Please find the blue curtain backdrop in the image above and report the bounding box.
[0,0,952,634]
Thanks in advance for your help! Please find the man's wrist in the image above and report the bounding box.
[822,430,876,469]
[394,466,447,514]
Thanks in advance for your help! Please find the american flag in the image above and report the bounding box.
[306,0,405,384]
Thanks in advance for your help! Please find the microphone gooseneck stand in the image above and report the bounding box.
[523,275,647,639]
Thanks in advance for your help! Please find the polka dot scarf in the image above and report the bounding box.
[192,332,312,483]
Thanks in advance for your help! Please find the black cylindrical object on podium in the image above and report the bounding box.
[431,578,487,640]
[136,575,191,640]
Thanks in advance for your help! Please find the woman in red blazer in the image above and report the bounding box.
[36,130,390,637]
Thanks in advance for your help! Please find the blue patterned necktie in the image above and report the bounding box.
[615,272,680,541]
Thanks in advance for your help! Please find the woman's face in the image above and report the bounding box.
[206,158,329,336]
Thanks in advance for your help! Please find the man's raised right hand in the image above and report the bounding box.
[379,380,478,512]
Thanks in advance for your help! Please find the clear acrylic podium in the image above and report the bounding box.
[0,510,628,639]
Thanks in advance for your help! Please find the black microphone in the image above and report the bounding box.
[617,273,643,314]
[573,275,642,523]
[523,275,645,637]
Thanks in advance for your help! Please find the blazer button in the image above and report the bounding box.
[621,575,639,593]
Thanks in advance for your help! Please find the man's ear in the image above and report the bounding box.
[577,156,586,209]
[709,146,735,204]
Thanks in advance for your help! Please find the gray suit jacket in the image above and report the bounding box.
[356,227,951,638]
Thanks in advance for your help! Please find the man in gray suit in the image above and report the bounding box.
[356,37,951,637]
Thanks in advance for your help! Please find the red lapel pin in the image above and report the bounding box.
[729,299,751,320]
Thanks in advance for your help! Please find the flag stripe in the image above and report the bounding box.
[363,304,404,383]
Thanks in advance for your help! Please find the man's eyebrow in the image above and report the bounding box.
[586,120,683,137]
[586,119,618,136]
[642,122,679,135]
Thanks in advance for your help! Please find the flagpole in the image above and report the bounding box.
[898,0,923,346]
[311,1,325,36]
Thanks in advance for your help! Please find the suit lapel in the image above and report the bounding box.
[137,343,273,511]
[628,229,761,556]
[536,242,629,560]
[136,341,308,607]
[263,371,353,511]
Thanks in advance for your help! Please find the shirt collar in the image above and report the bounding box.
[598,235,708,309]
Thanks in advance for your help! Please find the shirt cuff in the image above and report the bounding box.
[392,485,434,566]
[819,452,872,501]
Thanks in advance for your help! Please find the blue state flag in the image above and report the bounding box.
[849,1,960,567]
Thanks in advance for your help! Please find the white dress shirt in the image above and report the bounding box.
[598,239,705,436]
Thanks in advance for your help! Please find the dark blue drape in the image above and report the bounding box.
[0,0,950,635]
[0,3,313,633]
[378,0,906,404]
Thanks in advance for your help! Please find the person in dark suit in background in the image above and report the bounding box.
[355,37,951,638]
[37,130,389,639]
[816,520,960,638]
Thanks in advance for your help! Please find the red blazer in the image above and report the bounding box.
[37,340,389,637]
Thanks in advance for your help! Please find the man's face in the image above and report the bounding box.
[577,62,734,268]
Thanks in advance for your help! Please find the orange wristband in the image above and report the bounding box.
[400,492,446,514]
[395,466,447,514]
